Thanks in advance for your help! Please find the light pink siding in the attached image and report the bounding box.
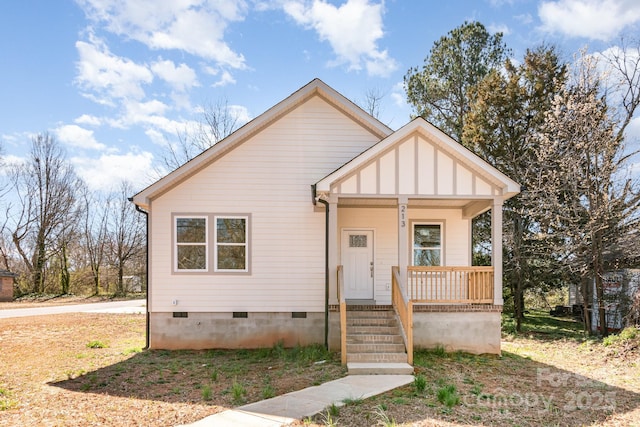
[338,207,470,305]
[149,96,381,313]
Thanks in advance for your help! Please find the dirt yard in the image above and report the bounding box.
[0,300,638,427]
[0,309,344,426]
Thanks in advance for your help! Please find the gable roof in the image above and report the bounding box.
[315,117,520,200]
[132,79,393,210]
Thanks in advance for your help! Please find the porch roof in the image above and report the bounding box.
[314,118,520,214]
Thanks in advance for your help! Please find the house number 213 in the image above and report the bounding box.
[400,205,407,228]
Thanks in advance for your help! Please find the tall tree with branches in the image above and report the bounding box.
[81,188,110,295]
[464,45,568,330]
[404,21,509,142]
[107,181,145,296]
[532,50,640,336]
[160,99,241,171]
[9,134,83,293]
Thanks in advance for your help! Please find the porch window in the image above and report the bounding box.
[214,216,248,272]
[413,223,441,266]
[175,216,208,271]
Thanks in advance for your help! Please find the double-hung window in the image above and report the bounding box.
[175,216,208,271]
[174,214,250,273]
[412,223,442,266]
[214,216,248,272]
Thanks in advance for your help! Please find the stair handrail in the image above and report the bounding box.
[391,266,413,365]
[337,265,347,364]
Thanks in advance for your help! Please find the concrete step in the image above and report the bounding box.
[347,352,408,363]
[346,310,395,318]
[347,325,401,335]
[347,317,397,327]
[347,343,406,353]
[347,362,414,375]
[347,333,404,344]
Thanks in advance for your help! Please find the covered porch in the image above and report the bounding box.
[314,118,520,362]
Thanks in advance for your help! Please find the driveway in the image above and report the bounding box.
[0,299,146,319]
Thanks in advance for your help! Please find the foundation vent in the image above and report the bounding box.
[172,312,188,318]
[233,311,248,318]
[291,312,307,318]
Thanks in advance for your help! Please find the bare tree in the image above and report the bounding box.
[359,87,386,119]
[107,181,145,296]
[532,51,640,336]
[602,36,640,142]
[9,134,84,294]
[81,188,110,295]
[160,99,242,171]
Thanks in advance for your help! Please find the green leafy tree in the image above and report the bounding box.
[464,46,568,330]
[404,21,509,142]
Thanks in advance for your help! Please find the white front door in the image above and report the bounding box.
[341,230,374,300]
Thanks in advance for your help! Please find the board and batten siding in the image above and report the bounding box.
[333,133,500,197]
[337,207,470,305]
[149,96,382,313]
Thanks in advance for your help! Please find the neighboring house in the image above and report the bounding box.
[590,269,640,332]
[0,270,17,302]
[132,79,519,368]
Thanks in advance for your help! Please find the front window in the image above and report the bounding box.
[413,223,442,266]
[215,216,248,272]
[176,216,207,270]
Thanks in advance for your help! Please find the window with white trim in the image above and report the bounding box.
[175,216,208,271]
[214,216,248,272]
[412,223,442,266]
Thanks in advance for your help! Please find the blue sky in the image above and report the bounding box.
[1,0,639,192]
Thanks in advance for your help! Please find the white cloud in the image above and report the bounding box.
[488,23,511,36]
[75,34,153,104]
[213,70,236,87]
[228,104,252,125]
[75,114,102,126]
[55,124,107,151]
[72,150,155,192]
[539,0,640,41]
[390,81,406,107]
[151,59,199,92]
[283,0,397,76]
[77,0,248,69]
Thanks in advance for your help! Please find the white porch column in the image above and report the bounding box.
[398,197,409,286]
[327,196,339,305]
[492,198,504,306]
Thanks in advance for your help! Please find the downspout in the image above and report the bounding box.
[131,200,150,350]
[312,185,330,350]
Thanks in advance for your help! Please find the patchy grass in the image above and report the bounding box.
[0,312,344,427]
[2,306,638,426]
[299,310,640,426]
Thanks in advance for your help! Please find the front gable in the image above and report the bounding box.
[315,118,519,215]
[133,79,392,210]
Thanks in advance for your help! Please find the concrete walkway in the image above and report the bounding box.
[179,375,414,427]
[0,299,146,319]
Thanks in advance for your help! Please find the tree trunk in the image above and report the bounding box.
[93,270,100,296]
[117,263,125,296]
[60,243,70,295]
[512,214,525,332]
[581,276,591,334]
[593,232,608,337]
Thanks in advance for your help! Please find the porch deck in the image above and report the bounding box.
[337,265,495,366]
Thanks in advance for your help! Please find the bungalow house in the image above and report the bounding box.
[132,79,519,372]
